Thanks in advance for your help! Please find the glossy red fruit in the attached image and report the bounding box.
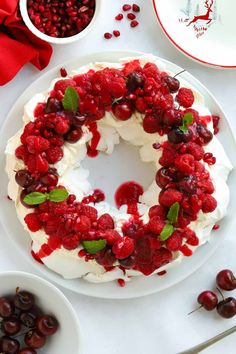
[197,291,218,311]
[0,298,14,318]
[217,297,236,318]
[36,315,59,336]
[1,318,21,335]
[15,170,34,188]
[65,127,82,143]
[0,336,20,354]
[19,349,37,354]
[14,291,35,311]
[112,102,133,120]
[112,237,135,260]
[24,330,46,349]
[216,269,236,291]
[143,114,159,133]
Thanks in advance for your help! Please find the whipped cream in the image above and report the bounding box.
[5,55,233,283]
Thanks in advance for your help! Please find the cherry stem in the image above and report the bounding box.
[216,287,225,300]
[188,305,202,315]
[174,69,186,78]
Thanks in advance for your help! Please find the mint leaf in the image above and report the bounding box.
[49,189,69,202]
[23,192,47,205]
[160,224,174,241]
[82,240,107,254]
[167,202,180,224]
[62,86,79,113]
[179,112,194,133]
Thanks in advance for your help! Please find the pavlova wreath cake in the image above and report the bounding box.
[5,55,233,286]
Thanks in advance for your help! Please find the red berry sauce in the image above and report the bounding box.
[13,58,219,277]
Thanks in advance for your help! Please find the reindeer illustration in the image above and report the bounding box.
[187,0,214,26]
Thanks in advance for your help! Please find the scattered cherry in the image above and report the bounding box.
[197,291,218,311]
[161,75,180,93]
[216,269,236,291]
[112,102,133,121]
[14,291,35,311]
[217,297,236,319]
[126,72,144,93]
[45,97,62,114]
[1,318,21,336]
[36,315,58,336]
[15,170,34,188]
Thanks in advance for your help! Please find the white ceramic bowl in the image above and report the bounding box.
[19,0,101,44]
[0,271,82,353]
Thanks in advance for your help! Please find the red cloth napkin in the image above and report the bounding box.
[0,0,53,86]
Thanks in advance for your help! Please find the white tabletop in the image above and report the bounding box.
[1,1,236,353]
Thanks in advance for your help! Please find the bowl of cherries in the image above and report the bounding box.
[0,271,81,354]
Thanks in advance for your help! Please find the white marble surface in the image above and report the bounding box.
[0,1,236,353]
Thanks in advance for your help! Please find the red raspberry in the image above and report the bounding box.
[159,142,177,167]
[54,79,76,93]
[166,231,183,251]
[159,188,183,207]
[20,122,35,144]
[44,215,61,235]
[50,135,64,147]
[55,120,70,135]
[36,154,49,173]
[143,114,159,133]
[202,194,217,213]
[194,161,205,174]
[112,236,134,259]
[26,136,50,154]
[143,63,160,79]
[148,217,165,235]
[46,147,63,164]
[135,97,147,113]
[97,214,114,230]
[190,195,202,213]
[15,145,29,161]
[24,213,41,232]
[74,215,91,233]
[122,60,142,76]
[152,247,172,268]
[104,230,121,245]
[198,180,215,194]
[148,205,166,221]
[175,154,195,174]
[184,228,199,246]
[62,234,80,250]
[176,88,194,108]
[186,142,204,161]
[80,205,98,221]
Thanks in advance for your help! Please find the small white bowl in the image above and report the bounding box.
[19,0,101,44]
[0,271,82,353]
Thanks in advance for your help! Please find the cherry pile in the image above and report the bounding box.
[27,0,95,38]
[193,269,236,318]
[104,3,140,39]
[0,289,58,353]
[13,58,221,282]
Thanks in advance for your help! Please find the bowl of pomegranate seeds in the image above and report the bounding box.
[19,0,100,44]
[0,271,82,353]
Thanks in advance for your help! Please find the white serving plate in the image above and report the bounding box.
[153,0,236,68]
[0,51,235,299]
[0,271,82,354]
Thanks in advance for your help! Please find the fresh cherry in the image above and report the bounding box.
[45,98,62,113]
[36,315,58,336]
[20,306,42,328]
[126,72,144,92]
[168,127,192,144]
[40,173,58,187]
[216,269,236,291]
[162,109,182,127]
[72,114,87,127]
[217,297,236,318]
[14,291,35,311]
[155,168,174,188]
[197,291,218,311]
[178,175,197,194]
[0,336,20,354]
[119,256,135,269]
[15,170,34,188]
[161,75,180,93]
[196,124,213,145]
[64,127,82,143]
[19,349,37,354]
[112,102,133,121]
[24,330,46,349]
[1,318,21,335]
[0,298,14,318]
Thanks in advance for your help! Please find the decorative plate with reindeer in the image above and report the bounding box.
[153,0,236,68]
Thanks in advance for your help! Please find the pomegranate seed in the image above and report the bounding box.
[130,20,139,28]
[122,4,131,11]
[117,279,126,287]
[132,4,140,12]
[127,13,136,20]
[104,32,112,39]
[115,13,123,21]
[203,152,216,165]
[60,67,67,77]
[213,224,220,230]
[113,30,120,37]
[157,270,167,276]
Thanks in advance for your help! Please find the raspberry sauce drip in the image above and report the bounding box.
[87,122,101,157]
[33,236,62,261]
[115,181,144,212]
